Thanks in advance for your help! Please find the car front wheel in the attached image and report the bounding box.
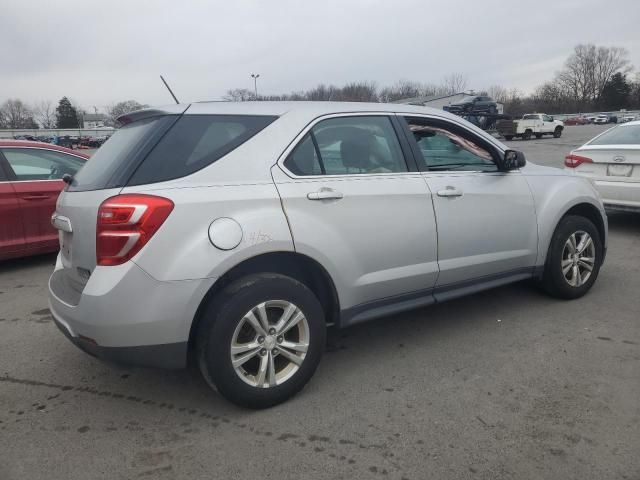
[541,215,603,299]
[197,273,326,409]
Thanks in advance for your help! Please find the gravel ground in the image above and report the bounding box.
[1,124,639,480]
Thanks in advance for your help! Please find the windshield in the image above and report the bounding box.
[589,124,640,145]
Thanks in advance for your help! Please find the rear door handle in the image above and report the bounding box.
[437,187,463,198]
[307,188,343,201]
[22,194,50,201]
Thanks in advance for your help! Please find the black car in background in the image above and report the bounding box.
[444,95,498,115]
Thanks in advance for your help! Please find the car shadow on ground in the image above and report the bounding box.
[0,252,57,273]
[606,211,640,234]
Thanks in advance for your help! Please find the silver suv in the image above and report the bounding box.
[49,102,607,408]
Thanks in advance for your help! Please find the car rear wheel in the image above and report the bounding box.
[553,127,562,138]
[522,129,532,140]
[540,215,602,299]
[197,273,325,409]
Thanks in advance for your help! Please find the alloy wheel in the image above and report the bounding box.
[230,300,310,388]
[561,230,596,287]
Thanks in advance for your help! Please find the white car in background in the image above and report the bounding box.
[594,115,610,124]
[565,120,640,212]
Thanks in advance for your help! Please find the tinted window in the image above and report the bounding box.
[2,148,85,181]
[283,116,407,176]
[590,124,640,145]
[128,115,276,185]
[404,117,497,172]
[69,115,175,192]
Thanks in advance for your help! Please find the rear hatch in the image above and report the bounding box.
[51,112,181,303]
[50,106,278,304]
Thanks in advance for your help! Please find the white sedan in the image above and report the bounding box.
[565,120,640,212]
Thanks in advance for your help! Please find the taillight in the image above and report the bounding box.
[96,194,174,266]
[565,154,593,168]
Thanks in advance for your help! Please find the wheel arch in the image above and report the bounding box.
[188,251,340,351]
[538,200,607,272]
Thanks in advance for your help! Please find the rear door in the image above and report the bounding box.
[400,115,538,292]
[0,161,25,258]
[0,147,85,251]
[273,114,439,315]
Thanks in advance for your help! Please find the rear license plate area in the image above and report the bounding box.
[607,164,633,177]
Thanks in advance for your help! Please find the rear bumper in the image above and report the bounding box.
[48,254,215,369]
[51,314,187,369]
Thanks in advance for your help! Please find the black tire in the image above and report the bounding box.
[197,273,326,409]
[522,129,532,140]
[553,127,562,138]
[504,135,514,141]
[540,215,603,299]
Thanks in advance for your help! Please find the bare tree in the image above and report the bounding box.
[336,81,378,102]
[557,44,631,106]
[223,88,255,102]
[0,99,38,128]
[379,80,426,102]
[33,100,56,128]
[440,73,468,95]
[486,85,509,103]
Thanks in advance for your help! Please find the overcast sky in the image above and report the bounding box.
[2,0,639,111]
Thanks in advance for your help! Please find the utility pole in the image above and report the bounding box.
[250,73,260,98]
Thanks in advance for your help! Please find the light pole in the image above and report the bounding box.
[250,73,260,98]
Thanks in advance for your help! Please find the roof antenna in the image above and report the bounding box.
[160,75,180,104]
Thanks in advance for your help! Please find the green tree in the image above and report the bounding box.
[601,72,631,110]
[56,97,79,128]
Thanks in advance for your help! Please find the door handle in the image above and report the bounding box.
[22,194,50,201]
[437,187,463,198]
[307,188,344,201]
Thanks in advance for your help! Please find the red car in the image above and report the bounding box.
[0,141,88,261]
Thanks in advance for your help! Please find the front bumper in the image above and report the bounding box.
[48,254,215,369]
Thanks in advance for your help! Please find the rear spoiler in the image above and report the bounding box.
[116,104,190,126]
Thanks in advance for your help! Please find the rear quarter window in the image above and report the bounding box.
[127,114,277,185]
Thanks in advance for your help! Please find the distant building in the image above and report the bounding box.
[83,113,107,129]
[394,92,504,114]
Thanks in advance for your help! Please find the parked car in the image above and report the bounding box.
[443,95,498,115]
[48,102,607,408]
[564,116,589,126]
[594,115,610,124]
[620,115,637,123]
[0,141,88,261]
[565,120,640,212]
[497,113,564,140]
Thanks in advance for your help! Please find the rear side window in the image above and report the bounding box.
[127,115,277,185]
[283,116,407,176]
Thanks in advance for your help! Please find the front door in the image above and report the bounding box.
[401,115,538,293]
[273,114,439,315]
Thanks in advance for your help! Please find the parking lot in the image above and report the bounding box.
[1,124,638,479]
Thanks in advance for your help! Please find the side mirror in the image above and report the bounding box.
[499,150,526,171]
